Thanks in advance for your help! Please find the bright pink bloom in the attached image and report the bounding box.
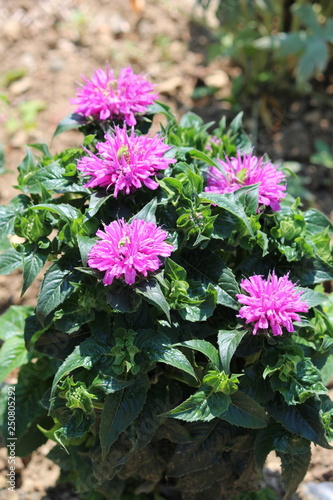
[70,66,158,126]
[236,272,309,336]
[205,151,286,211]
[88,218,173,286]
[77,126,176,197]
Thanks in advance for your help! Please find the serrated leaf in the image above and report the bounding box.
[22,248,47,295]
[31,203,79,221]
[304,208,333,234]
[53,113,88,137]
[182,252,239,310]
[0,248,22,275]
[99,374,150,459]
[0,305,34,341]
[174,339,220,369]
[266,396,332,449]
[0,195,30,237]
[36,259,81,324]
[51,339,109,398]
[138,333,197,379]
[0,335,29,383]
[163,387,230,422]
[130,197,157,224]
[218,330,247,374]
[200,192,253,236]
[77,235,98,267]
[278,447,311,499]
[219,391,268,429]
[295,287,326,308]
[136,279,170,321]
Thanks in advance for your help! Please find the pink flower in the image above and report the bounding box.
[77,126,176,197]
[88,218,173,286]
[236,272,309,336]
[70,66,158,126]
[205,151,286,211]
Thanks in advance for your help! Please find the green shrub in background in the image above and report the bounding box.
[196,0,333,104]
[0,66,332,500]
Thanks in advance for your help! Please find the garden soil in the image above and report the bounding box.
[0,0,332,498]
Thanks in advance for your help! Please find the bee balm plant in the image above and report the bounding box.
[0,66,332,500]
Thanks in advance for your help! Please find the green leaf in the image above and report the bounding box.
[174,339,220,369]
[138,332,197,380]
[77,235,97,267]
[218,330,247,374]
[22,248,47,295]
[278,447,311,498]
[99,374,150,459]
[182,251,240,310]
[31,203,79,222]
[295,287,327,308]
[53,113,88,137]
[36,259,81,324]
[51,339,109,398]
[130,197,157,224]
[0,248,22,275]
[266,396,332,449]
[200,192,254,235]
[136,279,170,321]
[188,149,221,168]
[0,195,30,237]
[163,387,231,422]
[219,391,268,429]
[304,208,333,235]
[0,305,34,341]
[0,335,29,383]
[296,36,329,85]
[90,374,134,395]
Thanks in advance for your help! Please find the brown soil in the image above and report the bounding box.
[0,0,332,498]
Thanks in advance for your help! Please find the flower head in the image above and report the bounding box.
[77,126,176,197]
[70,66,158,126]
[88,218,173,286]
[236,272,309,336]
[205,151,286,211]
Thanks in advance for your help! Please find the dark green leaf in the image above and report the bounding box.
[218,330,247,374]
[136,279,170,321]
[174,339,220,369]
[31,203,79,222]
[138,332,197,379]
[99,374,150,459]
[266,396,332,449]
[304,208,333,235]
[0,305,34,341]
[22,248,47,295]
[163,387,231,422]
[0,248,22,275]
[53,113,88,137]
[77,235,97,267]
[130,197,157,224]
[0,335,29,383]
[278,446,311,498]
[219,391,268,429]
[0,195,30,237]
[36,259,81,324]
[200,192,254,235]
[51,339,109,397]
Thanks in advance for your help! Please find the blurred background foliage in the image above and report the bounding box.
[196,0,333,104]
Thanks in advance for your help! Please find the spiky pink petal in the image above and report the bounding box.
[205,151,286,211]
[88,218,173,285]
[70,66,158,126]
[236,272,309,336]
[77,126,175,196]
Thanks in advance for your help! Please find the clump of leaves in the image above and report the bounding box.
[0,68,332,500]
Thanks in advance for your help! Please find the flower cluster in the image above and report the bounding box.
[88,218,173,286]
[236,272,309,336]
[77,126,175,197]
[70,66,158,126]
[205,151,286,211]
